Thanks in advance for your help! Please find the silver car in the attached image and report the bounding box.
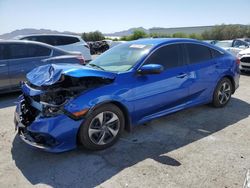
[0,40,84,93]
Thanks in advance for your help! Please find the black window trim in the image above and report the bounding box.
[138,41,224,70]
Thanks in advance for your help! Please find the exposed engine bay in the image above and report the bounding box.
[28,75,113,105]
[21,75,113,123]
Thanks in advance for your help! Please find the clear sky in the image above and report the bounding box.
[0,0,250,35]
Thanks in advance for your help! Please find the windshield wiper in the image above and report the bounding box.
[87,64,105,70]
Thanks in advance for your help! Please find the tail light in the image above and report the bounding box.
[76,55,85,65]
[236,58,240,65]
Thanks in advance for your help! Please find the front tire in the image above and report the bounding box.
[78,104,125,150]
[212,78,232,108]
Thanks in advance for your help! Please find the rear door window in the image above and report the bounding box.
[26,44,51,57]
[0,44,7,60]
[186,44,212,64]
[8,43,51,59]
[144,44,182,70]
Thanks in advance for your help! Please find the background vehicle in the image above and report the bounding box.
[215,39,249,56]
[203,40,217,45]
[109,41,126,48]
[237,47,250,72]
[87,41,109,55]
[0,40,84,93]
[18,34,92,62]
[15,38,240,152]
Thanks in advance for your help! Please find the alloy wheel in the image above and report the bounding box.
[218,82,231,105]
[88,111,120,145]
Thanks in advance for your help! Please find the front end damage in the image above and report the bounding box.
[14,64,115,152]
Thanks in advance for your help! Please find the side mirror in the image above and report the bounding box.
[137,64,164,75]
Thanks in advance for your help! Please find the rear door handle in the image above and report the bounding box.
[0,64,6,67]
[176,73,187,78]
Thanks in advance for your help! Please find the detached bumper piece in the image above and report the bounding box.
[19,128,58,149]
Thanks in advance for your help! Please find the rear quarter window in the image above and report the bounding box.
[54,36,80,46]
[186,43,212,64]
[210,48,223,58]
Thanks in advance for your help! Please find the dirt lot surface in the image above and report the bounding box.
[0,74,249,188]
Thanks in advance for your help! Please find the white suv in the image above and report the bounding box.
[19,34,92,62]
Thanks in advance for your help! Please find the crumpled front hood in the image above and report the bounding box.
[27,63,116,87]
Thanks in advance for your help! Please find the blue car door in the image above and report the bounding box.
[184,43,220,104]
[132,44,191,123]
[8,43,52,88]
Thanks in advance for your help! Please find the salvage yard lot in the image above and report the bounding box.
[0,74,249,188]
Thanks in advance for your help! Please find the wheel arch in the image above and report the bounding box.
[223,75,236,94]
[87,100,132,132]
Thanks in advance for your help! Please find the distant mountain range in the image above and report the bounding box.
[0,28,79,39]
[0,25,246,39]
[104,27,149,37]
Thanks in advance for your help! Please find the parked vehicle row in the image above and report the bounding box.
[214,39,249,56]
[0,40,85,93]
[17,34,92,62]
[14,38,240,152]
[237,48,250,71]
[204,38,250,72]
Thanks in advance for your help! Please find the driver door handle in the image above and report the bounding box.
[0,64,6,67]
[176,73,187,78]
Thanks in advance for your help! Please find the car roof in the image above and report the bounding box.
[126,38,228,55]
[0,39,70,53]
[17,33,82,39]
[0,39,54,47]
[126,38,210,47]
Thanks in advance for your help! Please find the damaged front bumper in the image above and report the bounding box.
[14,90,84,153]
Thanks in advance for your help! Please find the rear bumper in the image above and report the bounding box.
[14,96,84,153]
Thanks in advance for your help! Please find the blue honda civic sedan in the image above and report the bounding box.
[14,38,240,152]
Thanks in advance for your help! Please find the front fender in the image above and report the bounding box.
[64,83,133,117]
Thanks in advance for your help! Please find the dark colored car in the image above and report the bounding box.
[0,40,84,93]
[14,38,240,152]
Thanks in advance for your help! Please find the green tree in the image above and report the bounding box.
[149,33,172,38]
[172,32,188,38]
[130,30,148,40]
[81,31,105,41]
[201,24,250,40]
[120,30,148,41]
[189,33,203,40]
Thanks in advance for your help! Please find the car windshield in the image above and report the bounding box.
[215,41,232,48]
[87,43,152,72]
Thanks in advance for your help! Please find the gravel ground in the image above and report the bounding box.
[0,74,249,188]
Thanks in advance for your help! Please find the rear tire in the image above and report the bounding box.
[212,78,232,108]
[78,104,125,150]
